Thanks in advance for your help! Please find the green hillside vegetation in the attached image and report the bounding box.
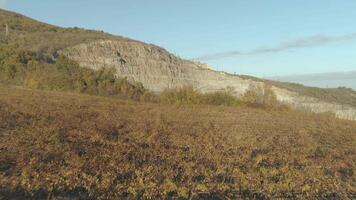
[0,45,146,100]
[0,9,153,102]
[0,9,122,56]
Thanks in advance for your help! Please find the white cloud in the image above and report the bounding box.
[193,33,356,61]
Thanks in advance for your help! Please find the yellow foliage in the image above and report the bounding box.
[196,183,208,192]
[302,184,311,192]
[162,179,177,195]
[177,187,189,198]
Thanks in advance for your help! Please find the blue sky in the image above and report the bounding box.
[2,0,356,78]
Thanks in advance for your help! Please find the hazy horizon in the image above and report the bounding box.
[269,71,356,90]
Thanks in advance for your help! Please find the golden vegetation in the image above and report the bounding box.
[241,85,280,108]
[0,9,119,55]
[159,86,240,106]
[0,86,355,199]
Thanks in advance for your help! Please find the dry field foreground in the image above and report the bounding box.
[0,86,355,199]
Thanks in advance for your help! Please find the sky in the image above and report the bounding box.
[1,0,356,87]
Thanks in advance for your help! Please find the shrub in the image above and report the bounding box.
[158,86,241,106]
[242,84,279,107]
[140,91,160,103]
[160,86,203,105]
[201,87,240,106]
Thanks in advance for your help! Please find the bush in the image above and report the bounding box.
[202,87,240,106]
[140,91,160,103]
[160,86,203,105]
[158,86,241,106]
[242,84,279,107]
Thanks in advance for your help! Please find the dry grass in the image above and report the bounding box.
[0,86,355,200]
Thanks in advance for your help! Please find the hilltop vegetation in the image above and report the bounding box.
[0,87,355,199]
[0,8,121,55]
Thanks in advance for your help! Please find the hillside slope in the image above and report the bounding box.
[1,8,356,120]
[0,86,355,199]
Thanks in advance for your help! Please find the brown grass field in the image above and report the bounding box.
[0,86,355,199]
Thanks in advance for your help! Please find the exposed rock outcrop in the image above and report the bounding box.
[61,40,259,94]
[61,39,356,121]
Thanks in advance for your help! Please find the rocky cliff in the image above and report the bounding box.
[61,39,356,121]
[61,40,259,95]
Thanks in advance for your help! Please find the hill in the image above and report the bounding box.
[0,86,355,199]
[1,8,356,200]
[1,8,356,120]
[0,8,126,53]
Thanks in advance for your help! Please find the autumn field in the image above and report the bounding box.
[0,86,355,200]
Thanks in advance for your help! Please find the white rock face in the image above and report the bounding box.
[61,39,356,121]
[272,87,356,120]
